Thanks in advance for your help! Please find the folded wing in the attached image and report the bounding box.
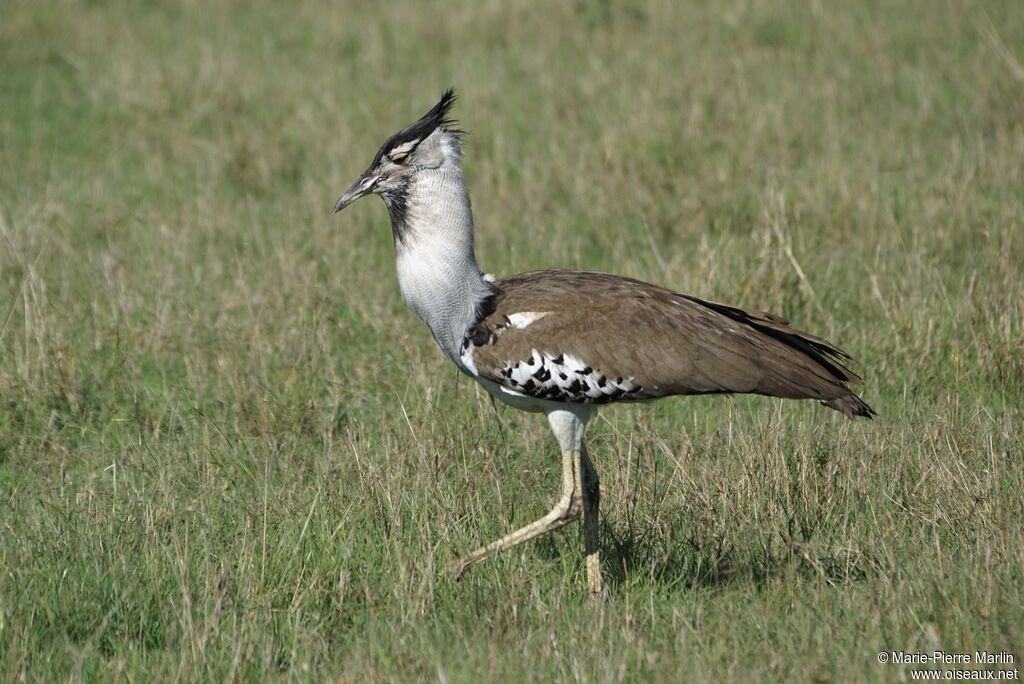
[466,270,874,418]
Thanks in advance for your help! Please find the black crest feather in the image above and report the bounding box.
[372,88,460,166]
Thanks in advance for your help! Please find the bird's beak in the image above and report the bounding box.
[333,172,378,213]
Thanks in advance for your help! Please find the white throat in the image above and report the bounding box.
[392,161,493,371]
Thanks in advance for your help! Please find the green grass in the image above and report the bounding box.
[2,0,1022,680]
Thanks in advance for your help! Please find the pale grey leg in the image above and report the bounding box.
[451,447,582,580]
[450,405,600,586]
[580,446,604,597]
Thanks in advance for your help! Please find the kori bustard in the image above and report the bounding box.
[334,90,874,595]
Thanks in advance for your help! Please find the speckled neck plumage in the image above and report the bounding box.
[389,137,495,372]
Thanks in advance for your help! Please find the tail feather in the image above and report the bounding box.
[681,294,875,419]
[823,392,876,419]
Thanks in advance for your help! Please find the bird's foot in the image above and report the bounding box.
[448,557,473,582]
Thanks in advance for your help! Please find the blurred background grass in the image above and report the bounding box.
[1,0,1022,681]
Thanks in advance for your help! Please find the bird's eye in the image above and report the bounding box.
[389,151,408,163]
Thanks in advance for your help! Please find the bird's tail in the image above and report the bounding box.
[823,392,876,419]
[681,294,876,420]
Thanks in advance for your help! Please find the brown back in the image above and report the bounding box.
[467,270,874,418]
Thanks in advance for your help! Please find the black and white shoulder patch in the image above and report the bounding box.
[496,350,647,404]
[459,306,648,404]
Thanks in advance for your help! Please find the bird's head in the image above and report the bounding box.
[333,89,462,216]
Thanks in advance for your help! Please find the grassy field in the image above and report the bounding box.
[2,0,1023,680]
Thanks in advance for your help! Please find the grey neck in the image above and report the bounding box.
[391,165,494,371]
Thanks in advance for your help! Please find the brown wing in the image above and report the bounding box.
[467,270,874,418]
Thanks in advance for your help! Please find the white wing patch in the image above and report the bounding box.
[498,350,645,403]
[460,342,479,376]
[506,311,549,329]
